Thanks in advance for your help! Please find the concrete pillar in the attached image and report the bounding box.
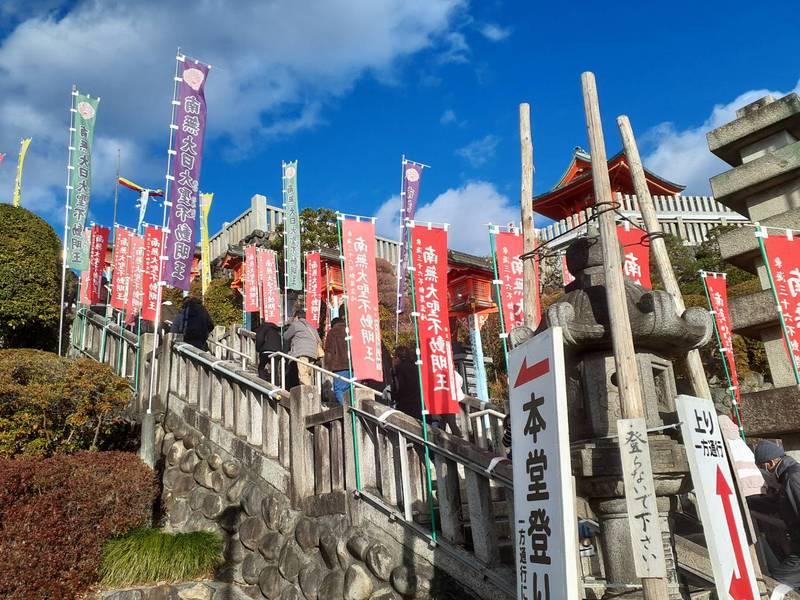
[252,194,268,232]
[468,313,490,402]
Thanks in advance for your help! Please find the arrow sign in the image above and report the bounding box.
[513,357,550,388]
[716,467,756,600]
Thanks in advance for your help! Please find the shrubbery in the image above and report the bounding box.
[0,349,131,458]
[0,451,158,599]
[0,205,62,350]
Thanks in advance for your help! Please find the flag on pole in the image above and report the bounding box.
[283,161,302,290]
[396,158,425,313]
[701,272,740,404]
[409,223,459,415]
[759,229,800,381]
[493,231,529,334]
[617,222,651,288]
[341,218,383,381]
[305,252,322,329]
[199,192,213,294]
[126,233,145,324]
[12,137,32,208]
[243,245,260,313]
[110,226,132,309]
[561,253,575,286]
[163,58,210,290]
[141,225,165,321]
[258,248,282,324]
[65,93,100,269]
[87,225,110,305]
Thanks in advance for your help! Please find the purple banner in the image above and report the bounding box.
[396,159,424,312]
[164,58,210,290]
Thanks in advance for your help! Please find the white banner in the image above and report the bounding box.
[508,327,578,600]
[677,395,759,600]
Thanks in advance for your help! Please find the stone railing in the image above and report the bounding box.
[207,194,401,265]
[535,193,750,250]
[160,337,519,598]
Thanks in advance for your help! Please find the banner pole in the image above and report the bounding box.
[146,48,183,416]
[336,214,362,493]
[755,230,800,384]
[405,221,439,541]
[488,226,511,375]
[700,272,746,440]
[58,85,78,356]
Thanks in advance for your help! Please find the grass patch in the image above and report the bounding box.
[99,528,223,587]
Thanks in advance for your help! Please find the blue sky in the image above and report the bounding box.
[1,0,798,254]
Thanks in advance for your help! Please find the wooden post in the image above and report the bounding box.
[581,72,669,600]
[519,103,539,330]
[617,115,712,400]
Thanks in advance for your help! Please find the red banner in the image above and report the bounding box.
[243,245,259,313]
[79,269,90,305]
[110,227,132,309]
[341,219,382,381]
[305,252,322,329]
[494,231,540,333]
[410,225,459,415]
[125,233,144,324]
[141,225,164,322]
[762,233,800,371]
[702,273,741,403]
[617,223,651,288]
[562,253,575,286]
[258,249,282,324]
[87,225,109,305]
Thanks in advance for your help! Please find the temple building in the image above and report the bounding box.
[533,146,749,249]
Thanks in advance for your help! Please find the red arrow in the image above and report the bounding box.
[513,357,549,388]
[716,466,756,600]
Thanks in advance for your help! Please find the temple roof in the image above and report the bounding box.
[533,146,685,221]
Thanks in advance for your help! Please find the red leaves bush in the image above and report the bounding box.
[0,451,158,599]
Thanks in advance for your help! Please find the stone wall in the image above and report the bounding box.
[158,409,475,600]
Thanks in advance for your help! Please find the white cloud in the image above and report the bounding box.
[455,134,499,167]
[440,108,457,125]
[436,31,470,64]
[0,0,467,220]
[642,80,800,195]
[479,23,510,42]
[376,181,517,254]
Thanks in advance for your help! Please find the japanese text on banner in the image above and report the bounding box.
[701,273,740,402]
[141,226,164,322]
[397,160,424,312]
[258,249,282,324]
[111,227,132,310]
[87,225,109,305]
[616,224,651,288]
[410,226,459,415]
[341,219,382,381]
[65,95,99,270]
[494,231,528,334]
[125,234,144,325]
[305,252,322,329]
[283,161,302,290]
[163,59,210,290]
[762,234,800,372]
[243,245,260,313]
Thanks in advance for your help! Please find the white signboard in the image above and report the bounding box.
[677,395,759,600]
[509,327,578,600]
[617,418,667,577]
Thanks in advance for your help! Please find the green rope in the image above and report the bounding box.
[756,233,800,384]
[405,223,438,541]
[488,226,510,375]
[335,214,362,493]
[700,272,746,441]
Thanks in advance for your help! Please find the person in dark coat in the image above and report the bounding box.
[255,320,283,381]
[324,317,350,405]
[171,297,214,352]
[392,346,422,421]
[754,440,800,588]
